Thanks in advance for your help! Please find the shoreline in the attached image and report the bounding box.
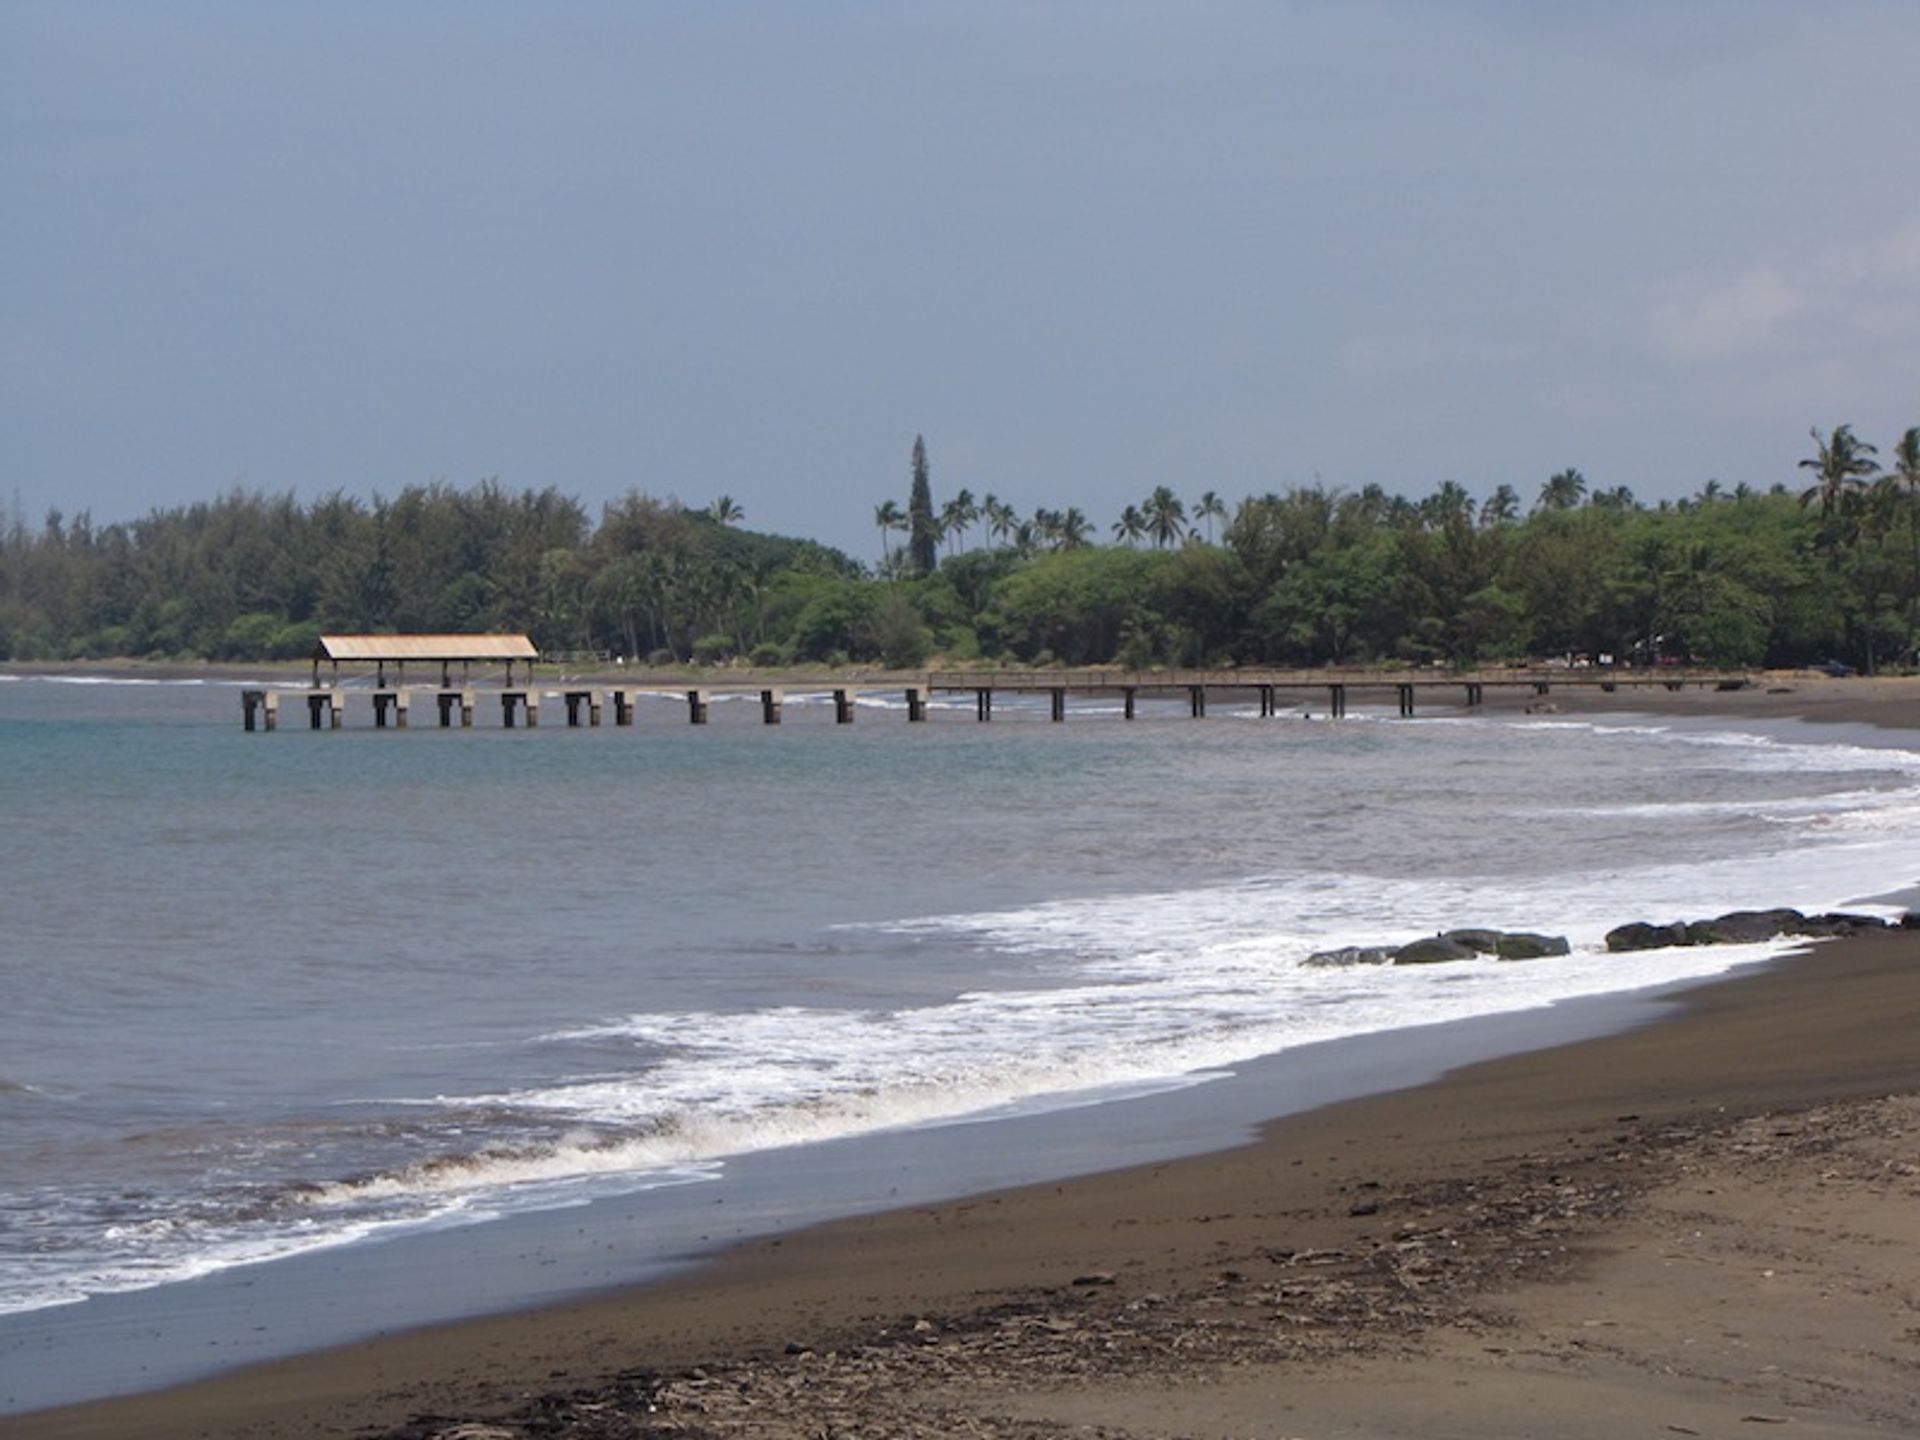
[11,677,1920,1437]
[16,930,1920,1439]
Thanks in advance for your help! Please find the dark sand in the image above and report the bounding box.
[11,674,1920,1439]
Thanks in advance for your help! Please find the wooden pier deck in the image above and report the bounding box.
[240,666,1746,731]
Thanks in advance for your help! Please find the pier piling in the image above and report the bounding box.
[306,690,344,730]
[240,690,278,731]
[761,688,783,725]
[686,689,710,725]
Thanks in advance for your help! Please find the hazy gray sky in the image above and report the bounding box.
[6,1,1917,559]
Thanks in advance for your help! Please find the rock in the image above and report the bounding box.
[1391,936,1480,966]
[1441,928,1503,954]
[1684,908,1805,945]
[1790,911,1891,937]
[1303,945,1397,968]
[1493,932,1571,960]
[1605,921,1692,953]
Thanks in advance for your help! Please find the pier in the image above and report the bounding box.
[241,640,1749,731]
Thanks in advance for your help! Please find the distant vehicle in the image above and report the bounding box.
[1813,659,1857,677]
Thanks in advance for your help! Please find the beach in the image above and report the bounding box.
[8,675,1920,1438]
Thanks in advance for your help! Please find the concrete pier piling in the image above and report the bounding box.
[761,688,783,724]
[500,690,537,728]
[612,690,636,726]
[241,690,278,731]
[686,689,710,725]
[371,690,410,729]
[563,690,602,727]
[833,688,856,724]
[436,689,475,727]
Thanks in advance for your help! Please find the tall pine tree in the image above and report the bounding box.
[908,435,939,576]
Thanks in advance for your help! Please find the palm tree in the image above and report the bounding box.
[1111,505,1146,547]
[1887,427,1920,648]
[1194,490,1226,543]
[1535,468,1588,513]
[1798,424,1880,523]
[1479,484,1520,528]
[873,500,905,571]
[1422,480,1474,529]
[1143,486,1186,548]
[982,494,1015,548]
[1056,507,1093,549]
[707,495,744,526]
[1695,479,1724,506]
[940,489,977,556]
[1030,507,1062,549]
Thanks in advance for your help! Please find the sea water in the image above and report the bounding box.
[3,675,1918,1401]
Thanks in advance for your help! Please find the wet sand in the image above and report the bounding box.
[12,674,1920,1438]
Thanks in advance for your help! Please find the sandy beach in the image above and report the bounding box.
[12,676,1920,1439]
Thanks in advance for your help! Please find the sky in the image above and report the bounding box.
[5,1,1918,562]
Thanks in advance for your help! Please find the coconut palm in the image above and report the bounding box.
[1535,468,1588,513]
[873,500,905,571]
[1479,484,1520,528]
[940,488,977,555]
[1194,490,1226,543]
[983,495,1016,548]
[1422,480,1474,529]
[1056,507,1093,549]
[1112,505,1146,546]
[1143,486,1186,548]
[1886,427,1920,644]
[1798,424,1880,523]
[707,495,744,526]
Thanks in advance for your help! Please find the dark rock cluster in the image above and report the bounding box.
[1305,909,1910,968]
[1306,929,1571,968]
[1605,908,1896,952]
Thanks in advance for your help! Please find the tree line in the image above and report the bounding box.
[3,424,1917,672]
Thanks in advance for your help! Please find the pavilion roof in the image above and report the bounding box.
[314,634,539,663]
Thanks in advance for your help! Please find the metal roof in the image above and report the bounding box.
[315,634,539,662]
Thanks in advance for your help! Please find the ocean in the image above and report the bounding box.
[3,674,1918,1409]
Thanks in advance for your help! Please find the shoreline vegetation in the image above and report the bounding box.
[11,683,1920,1438]
[5,427,1920,681]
